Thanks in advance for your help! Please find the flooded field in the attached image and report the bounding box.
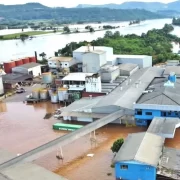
[0,101,180,180]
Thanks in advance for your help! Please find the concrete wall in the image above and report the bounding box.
[135,109,180,126]
[0,76,4,95]
[115,161,156,180]
[85,76,102,92]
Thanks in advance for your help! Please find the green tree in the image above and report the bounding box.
[111,138,124,153]
[63,26,70,33]
[39,52,46,60]
[89,27,95,32]
[104,31,113,38]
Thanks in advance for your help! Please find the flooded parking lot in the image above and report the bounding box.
[0,101,180,180]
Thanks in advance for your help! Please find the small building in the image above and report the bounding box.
[85,73,101,92]
[100,65,119,82]
[115,55,152,68]
[73,46,113,63]
[62,72,94,92]
[166,60,179,66]
[119,63,139,76]
[82,50,107,73]
[114,132,164,180]
[134,77,180,126]
[48,57,75,70]
[12,63,41,77]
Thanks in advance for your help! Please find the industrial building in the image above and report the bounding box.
[114,132,164,180]
[48,57,75,71]
[12,63,41,77]
[82,50,107,73]
[73,46,113,63]
[134,74,180,126]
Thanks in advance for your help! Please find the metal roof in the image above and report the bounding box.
[114,54,148,59]
[61,96,104,113]
[157,147,180,179]
[119,63,138,71]
[94,67,164,110]
[83,50,105,55]
[48,57,73,62]
[101,65,119,73]
[12,63,41,69]
[147,117,180,138]
[62,73,94,81]
[114,132,165,167]
[137,78,180,105]
[2,74,33,83]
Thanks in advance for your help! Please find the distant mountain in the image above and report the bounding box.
[76,1,180,13]
[0,3,165,22]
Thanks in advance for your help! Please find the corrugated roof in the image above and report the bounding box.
[2,74,33,82]
[147,117,180,138]
[119,63,138,71]
[101,65,119,73]
[137,78,180,105]
[48,57,73,62]
[13,63,41,69]
[114,54,148,59]
[73,46,112,53]
[83,50,105,55]
[114,132,164,167]
[94,67,164,109]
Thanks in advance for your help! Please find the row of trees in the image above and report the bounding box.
[59,24,180,64]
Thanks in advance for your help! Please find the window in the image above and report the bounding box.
[120,165,128,170]
[145,112,152,116]
[60,63,62,66]
[49,63,52,65]
[136,109,142,115]
[175,111,179,116]
[65,63,67,66]
[168,112,171,115]
[54,63,56,65]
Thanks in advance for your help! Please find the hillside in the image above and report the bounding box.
[0,3,164,22]
[76,1,180,12]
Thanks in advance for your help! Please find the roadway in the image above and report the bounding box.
[0,109,125,170]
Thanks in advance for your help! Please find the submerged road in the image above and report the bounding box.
[0,109,125,170]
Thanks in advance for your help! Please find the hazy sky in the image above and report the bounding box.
[0,0,177,7]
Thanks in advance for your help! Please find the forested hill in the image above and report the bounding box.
[0,3,164,22]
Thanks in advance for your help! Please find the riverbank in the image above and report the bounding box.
[0,30,62,40]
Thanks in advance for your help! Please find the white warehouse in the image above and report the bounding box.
[73,46,113,63]
[12,63,41,77]
[82,50,107,73]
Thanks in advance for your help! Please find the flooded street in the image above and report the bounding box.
[0,101,180,180]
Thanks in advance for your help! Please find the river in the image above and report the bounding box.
[0,18,180,62]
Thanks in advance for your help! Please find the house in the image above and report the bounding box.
[48,57,75,70]
[114,132,164,180]
[12,63,41,77]
[134,76,180,126]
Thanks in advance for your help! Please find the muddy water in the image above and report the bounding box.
[1,101,180,180]
[0,102,63,153]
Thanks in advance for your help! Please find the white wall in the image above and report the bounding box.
[85,76,101,92]
[28,66,41,77]
[83,52,107,73]
[117,56,152,68]
[73,52,83,63]
[101,69,119,82]
[48,60,60,68]
[0,76,4,95]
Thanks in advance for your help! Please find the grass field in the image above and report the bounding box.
[0,30,62,40]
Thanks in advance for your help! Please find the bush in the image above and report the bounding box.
[111,138,124,153]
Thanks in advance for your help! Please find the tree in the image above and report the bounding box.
[39,52,46,60]
[63,26,70,33]
[85,25,91,30]
[113,31,120,38]
[111,138,124,153]
[89,27,95,32]
[104,31,113,38]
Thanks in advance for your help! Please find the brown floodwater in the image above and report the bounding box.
[0,102,180,180]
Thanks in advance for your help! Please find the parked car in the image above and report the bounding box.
[16,88,26,94]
